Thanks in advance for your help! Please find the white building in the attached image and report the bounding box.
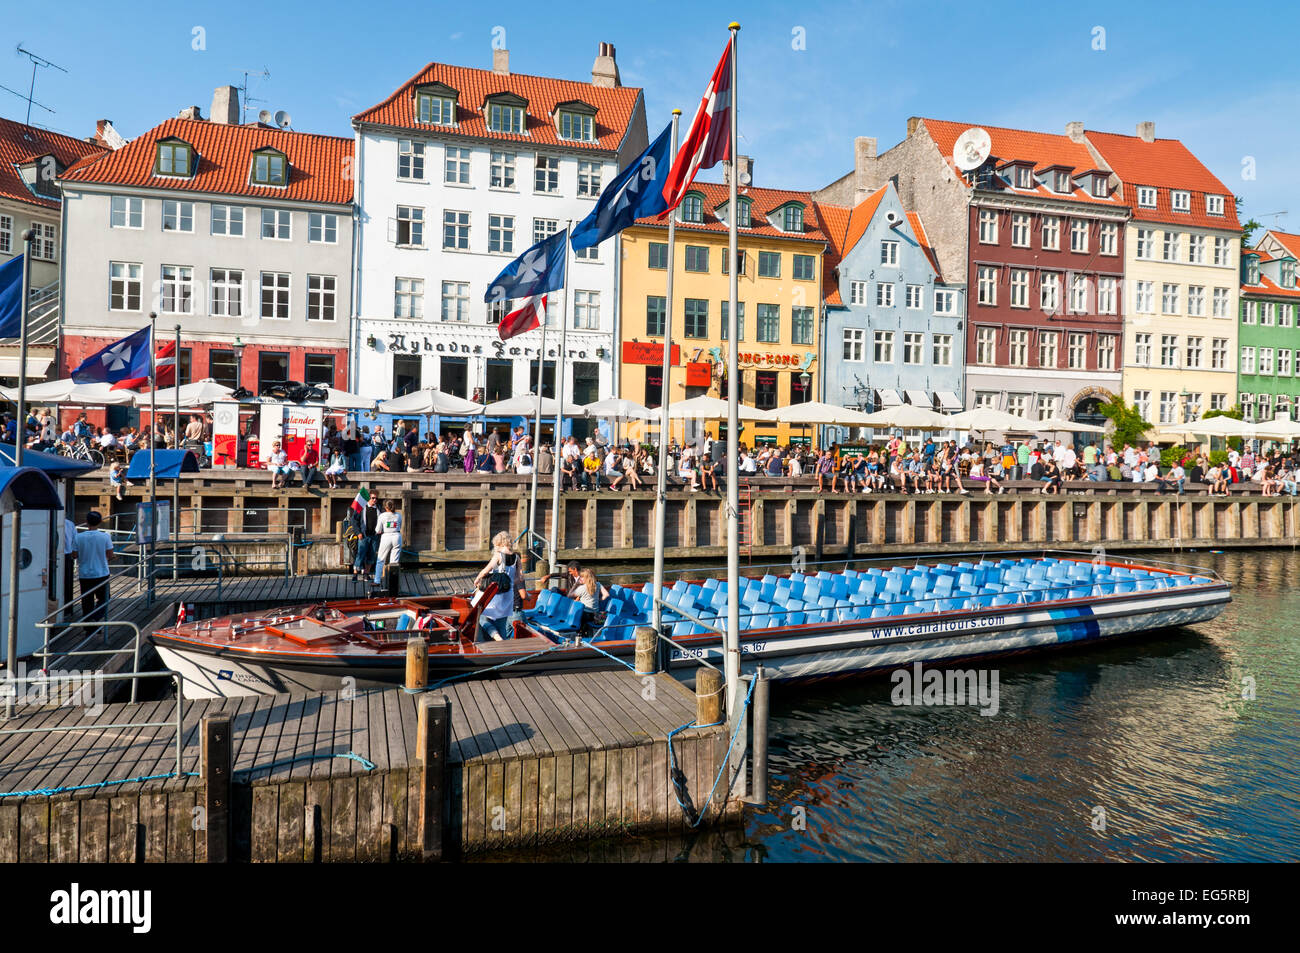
[351,43,647,438]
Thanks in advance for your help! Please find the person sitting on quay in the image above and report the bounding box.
[1157,462,1185,495]
[299,438,321,489]
[269,440,293,489]
[623,448,644,490]
[582,445,602,490]
[325,446,348,488]
[108,461,132,500]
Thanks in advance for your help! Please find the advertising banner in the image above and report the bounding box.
[211,401,240,468]
[283,406,323,462]
[258,404,285,467]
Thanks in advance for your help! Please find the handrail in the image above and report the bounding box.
[33,621,144,702]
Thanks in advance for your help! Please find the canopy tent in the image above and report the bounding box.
[377,388,484,417]
[1248,415,1300,441]
[0,378,136,406]
[1154,415,1254,438]
[1035,415,1107,434]
[664,394,769,421]
[934,391,964,413]
[858,404,952,430]
[580,397,658,420]
[763,401,875,426]
[125,449,200,480]
[132,378,234,409]
[903,389,931,410]
[875,389,903,409]
[945,408,1035,433]
[0,444,97,476]
[483,394,590,418]
[319,387,379,412]
[0,466,63,514]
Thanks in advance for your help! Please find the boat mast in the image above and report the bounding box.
[546,223,573,575]
[724,23,742,725]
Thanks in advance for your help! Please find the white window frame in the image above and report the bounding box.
[307,274,337,322]
[843,328,865,362]
[209,267,243,317]
[109,261,142,312]
[260,271,291,320]
[159,264,194,314]
[260,207,291,241]
[308,212,338,244]
[111,196,143,229]
[162,200,194,233]
[489,151,516,190]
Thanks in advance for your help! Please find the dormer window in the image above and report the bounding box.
[780,204,805,233]
[736,198,751,228]
[1283,260,1297,288]
[485,94,527,134]
[415,85,457,125]
[18,155,62,198]
[1137,186,1157,208]
[1091,175,1109,198]
[1053,170,1070,193]
[679,193,704,224]
[1171,190,1191,213]
[251,148,288,186]
[1207,195,1225,216]
[1246,256,1260,285]
[156,139,193,177]
[556,102,597,142]
[1015,165,1033,190]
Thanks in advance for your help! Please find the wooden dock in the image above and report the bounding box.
[0,672,735,862]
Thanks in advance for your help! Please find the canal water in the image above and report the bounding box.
[480,549,1300,862]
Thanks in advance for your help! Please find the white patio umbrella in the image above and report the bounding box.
[946,407,1035,433]
[764,401,875,426]
[1036,414,1107,434]
[580,397,657,420]
[377,388,482,416]
[131,378,234,408]
[0,378,136,405]
[858,404,951,430]
[483,394,589,418]
[664,394,769,421]
[320,387,379,412]
[1155,415,1253,438]
[1250,415,1300,441]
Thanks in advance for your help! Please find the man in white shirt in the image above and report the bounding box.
[1061,444,1077,475]
[98,428,118,450]
[740,452,758,474]
[1143,460,1160,483]
[1052,440,1067,465]
[73,511,114,637]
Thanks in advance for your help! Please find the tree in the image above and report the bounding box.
[1237,195,1261,249]
[1203,405,1243,421]
[1098,396,1151,447]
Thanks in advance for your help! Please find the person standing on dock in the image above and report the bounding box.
[474,532,523,641]
[72,510,114,639]
[373,500,403,588]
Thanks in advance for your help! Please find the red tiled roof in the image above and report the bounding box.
[810,201,851,306]
[353,62,642,153]
[59,118,353,205]
[1263,231,1300,262]
[1245,273,1300,299]
[634,181,829,242]
[840,187,887,257]
[906,211,942,278]
[0,116,107,210]
[919,118,1126,208]
[1086,130,1238,229]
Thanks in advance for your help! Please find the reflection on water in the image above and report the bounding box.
[476,550,1300,863]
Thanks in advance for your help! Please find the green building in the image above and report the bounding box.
[1238,238,1300,423]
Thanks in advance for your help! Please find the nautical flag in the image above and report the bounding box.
[484,228,567,305]
[70,326,153,385]
[110,339,177,391]
[498,294,546,341]
[0,254,24,339]
[571,123,673,250]
[661,37,733,214]
[176,602,188,625]
[351,486,371,514]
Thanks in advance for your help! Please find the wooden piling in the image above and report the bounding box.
[416,694,450,862]
[405,637,429,691]
[634,626,658,675]
[696,667,724,727]
[201,711,232,864]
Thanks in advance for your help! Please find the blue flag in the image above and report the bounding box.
[484,228,568,304]
[0,254,24,339]
[71,325,153,385]
[571,123,672,251]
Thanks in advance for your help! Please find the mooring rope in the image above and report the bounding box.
[667,675,757,829]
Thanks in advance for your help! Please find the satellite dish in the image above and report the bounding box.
[953,127,992,171]
[274,110,291,129]
[258,109,273,125]
[738,171,751,186]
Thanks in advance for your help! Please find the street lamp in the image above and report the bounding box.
[1180,389,1191,424]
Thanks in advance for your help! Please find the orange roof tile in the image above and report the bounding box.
[906,211,943,278]
[1263,231,1300,261]
[59,118,353,205]
[840,187,887,256]
[810,201,851,306]
[634,181,829,243]
[0,116,107,210]
[1086,129,1238,229]
[353,62,642,153]
[1244,273,1300,299]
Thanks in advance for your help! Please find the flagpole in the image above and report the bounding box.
[5,234,33,708]
[651,111,682,635]
[527,305,548,572]
[547,223,573,575]
[147,311,157,606]
[172,323,180,581]
[724,23,742,737]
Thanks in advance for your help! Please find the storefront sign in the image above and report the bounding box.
[284,406,323,463]
[383,330,599,362]
[685,361,712,387]
[736,351,817,368]
[258,405,284,466]
[212,401,239,468]
[622,342,680,366]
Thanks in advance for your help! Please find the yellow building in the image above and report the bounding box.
[617,168,830,445]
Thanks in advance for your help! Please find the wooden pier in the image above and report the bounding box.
[0,672,734,862]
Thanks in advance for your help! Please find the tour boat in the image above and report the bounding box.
[151,552,1231,698]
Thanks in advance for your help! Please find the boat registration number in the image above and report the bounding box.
[671,642,765,661]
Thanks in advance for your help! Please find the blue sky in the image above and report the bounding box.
[6,0,1297,232]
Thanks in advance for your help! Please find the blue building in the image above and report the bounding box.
[817,183,966,443]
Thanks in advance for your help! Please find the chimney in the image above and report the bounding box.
[907,116,923,137]
[211,85,240,124]
[723,155,754,187]
[493,48,510,75]
[1137,121,1155,143]
[177,105,203,121]
[856,136,878,163]
[592,42,621,88]
[1065,121,1085,142]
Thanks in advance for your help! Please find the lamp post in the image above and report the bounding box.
[1181,389,1191,425]
[5,230,34,709]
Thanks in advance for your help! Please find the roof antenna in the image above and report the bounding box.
[236,66,271,124]
[14,45,67,125]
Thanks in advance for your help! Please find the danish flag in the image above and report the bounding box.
[661,36,733,214]
[497,294,546,342]
[111,339,177,391]
[176,602,188,625]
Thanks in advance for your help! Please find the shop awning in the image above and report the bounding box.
[904,389,931,408]
[936,391,963,411]
[0,466,62,514]
[126,449,201,480]
[876,389,902,408]
[0,356,53,379]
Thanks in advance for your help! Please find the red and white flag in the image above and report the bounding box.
[498,294,546,341]
[176,602,188,625]
[111,339,177,391]
[661,37,733,214]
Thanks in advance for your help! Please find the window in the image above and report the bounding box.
[793,254,815,281]
[685,245,709,272]
[394,354,423,397]
[1162,231,1180,262]
[559,111,593,142]
[1007,394,1028,418]
[394,277,423,318]
[1162,283,1180,314]
[1008,329,1028,366]
[159,265,193,314]
[1010,269,1029,308]
[208,349,239,390]
[440,281,470,322]
[849,281,866,306]
[1135,228,1156,259]
[934,289,957,314]
[1243,301,1257,324]
[531,154,560,193]
[258,352,290,392]
[210,268,243,317]
[976,327,996,364]
[109,262,142,311]
[903,332,923,365]
[1171,190,1191,213]
[1053,171,1070,193]
[261,208,290,240]
[572,290,599,329]
[444,146,470,184]
[1263,301,1277,326]
[1284,303,1295,327]
[210,204,243,237]
[1041,216,1060,250]
[873,330,894,363]
[1038,331,1058,368]
[398,139,425,180]
[416,91,455,125]
[1212,287,1230,318]
[757,304,780,343]
[1280,348,1293,377]
[30,221,56,261]
[646,295,666,336]
[393,206,425,246]
[260,272,290,319]
[156,141,191,176]
[1092,176,1109,198]
[442,210,469,250]
[1070,275,1089,313]
[720,300,745,340]
[534,218,559,245]
[1213,237,1230,266]
[1098,277,1117,314]
[111,196,143,229]
[305,354,334,387]
[932,333,953,366]
[0,214,9,254]
[1011,213,1030,247]
[1241,347,1256,375]
[1098,335,1117,370]
[758,251,781,277]
[680,193,704,223]
[1040,272,1060,311]
[307,275,336,321]
[487,300,506,325]
[1068,332,1086,369]
[1284,261,1297,288]
[977,266,997,306]
[877,282,894,307]
[488,213,514,254]
[1070,219,1088,253]
[1207,195,1225,216]
[577,160,601,197]
[1133,390,1151,422]
[252,152,287,186]
[1260,347,1275,375]
[1160,334,1179,367]
[648,242,668,270]
[1188,234,1205,264]
[1134,333,1152,366]
[1159,391,1178,425]
[1015,166,1033,189]
[1186,336,1203,369]
[721,249,745,276]
[308,212,337,244]
[684,298,708,338]
[1098,222,1117,256]
[488,101,524,134]
[1037,394,1061,420]
[781,205,804,232]
[843,328,865,362]
[973,392,997,410]
[791,307,814,345]
[490,151,516,189]
[1137,186,1157,208]
[1135,280,1154,313]
[162,200,194,232]
[1212,338,1228,369]
[753,371,779,410]
[978,210,998,244]
[906,284,923,309]
[880,240,900,266]
[1187,285,1205,316]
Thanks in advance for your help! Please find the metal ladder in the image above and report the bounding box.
[737,478,754,563]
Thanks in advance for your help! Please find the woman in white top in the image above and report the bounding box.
[373,499,403,586]
[474,531,522,641]
[678,445,698,490]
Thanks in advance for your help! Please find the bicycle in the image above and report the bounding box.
[62,440,105,467]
